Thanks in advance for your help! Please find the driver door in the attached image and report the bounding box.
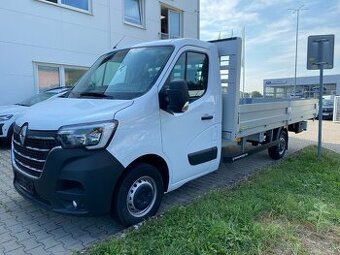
[160,49,219,185]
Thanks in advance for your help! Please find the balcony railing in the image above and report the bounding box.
[159,33,181,40]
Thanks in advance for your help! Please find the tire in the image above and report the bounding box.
[268,130,288,160]
[112,163,164,227]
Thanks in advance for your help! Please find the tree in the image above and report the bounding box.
[240,91,250,98]
[250,91,263,98]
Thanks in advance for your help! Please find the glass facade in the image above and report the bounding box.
[265,83,337,99]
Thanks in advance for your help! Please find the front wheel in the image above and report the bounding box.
[268,130,288,160]
[112,163,164,227]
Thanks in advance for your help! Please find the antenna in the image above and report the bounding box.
[113,36,126,49]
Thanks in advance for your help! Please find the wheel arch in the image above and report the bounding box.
[110,154,170,217]
[114,154,170,194]
[273,126,288,149]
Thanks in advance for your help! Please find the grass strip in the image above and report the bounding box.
[87,146,340,255]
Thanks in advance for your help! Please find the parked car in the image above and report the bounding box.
[311,86,327,97]
[322,95,334,120]
[0,87,69,143]
[290,89,303,98]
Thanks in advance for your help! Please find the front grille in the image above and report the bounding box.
[13,124,58,178]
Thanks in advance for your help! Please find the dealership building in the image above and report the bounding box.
[0,0,199,105]
[263,74,340,98]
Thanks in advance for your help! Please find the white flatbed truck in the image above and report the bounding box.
[12,38,317,226]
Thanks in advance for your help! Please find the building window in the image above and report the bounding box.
[35,63,88,91]
[167,51,209,101]
[64,67,87,87]
[124,0,144,26]
[38,0,91,12]
[61,0,89,11]
[37,65,60,91]
[161,6,182,39]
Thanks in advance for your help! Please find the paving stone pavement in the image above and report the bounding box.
[0,120,339,254]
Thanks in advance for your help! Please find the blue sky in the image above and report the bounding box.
[200,0,340,93]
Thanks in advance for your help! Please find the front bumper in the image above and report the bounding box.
[13,147,125,216]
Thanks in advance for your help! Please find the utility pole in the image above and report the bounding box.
[288,5,308,97]
[242,27,246,98]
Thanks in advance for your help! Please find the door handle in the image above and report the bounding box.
[201,114,213,120]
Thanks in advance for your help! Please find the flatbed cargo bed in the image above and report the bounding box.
[237,98,318,138]
[211,38,318,142]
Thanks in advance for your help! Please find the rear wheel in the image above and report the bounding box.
[113,163,164,227]
[268,130,288,160]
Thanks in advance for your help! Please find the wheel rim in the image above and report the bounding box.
[278,135,286,155]
[126,176,157,218]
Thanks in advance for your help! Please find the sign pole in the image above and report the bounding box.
[317,64,324,157]
[307,34,334,158]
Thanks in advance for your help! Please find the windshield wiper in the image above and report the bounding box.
[79,92,113,99]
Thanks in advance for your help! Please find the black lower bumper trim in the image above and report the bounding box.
[13,148,125,216]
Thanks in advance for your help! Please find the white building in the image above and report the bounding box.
[263,74,340,98]
[0,0,199,105]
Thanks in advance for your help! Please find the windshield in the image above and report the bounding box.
[17,92,57,107]
[323,99,334,106]
[68,46,174,100]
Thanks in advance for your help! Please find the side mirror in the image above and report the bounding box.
[160,80,189,114]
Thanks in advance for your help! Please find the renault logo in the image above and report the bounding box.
[19,124,28,146]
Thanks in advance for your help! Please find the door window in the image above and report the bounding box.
[168,52,209,101]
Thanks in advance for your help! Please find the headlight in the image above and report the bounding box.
[0,114,13,122]
[57,120,118,149]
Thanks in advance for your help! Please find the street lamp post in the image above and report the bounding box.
[289,5,308,97]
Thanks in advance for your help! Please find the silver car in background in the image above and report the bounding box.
[0,87,69,143]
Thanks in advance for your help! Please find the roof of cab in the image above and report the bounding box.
[133,38,212,50]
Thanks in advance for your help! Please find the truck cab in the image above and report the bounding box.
[12,38,317,226]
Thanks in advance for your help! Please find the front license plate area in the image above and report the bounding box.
[16,173,35,195]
